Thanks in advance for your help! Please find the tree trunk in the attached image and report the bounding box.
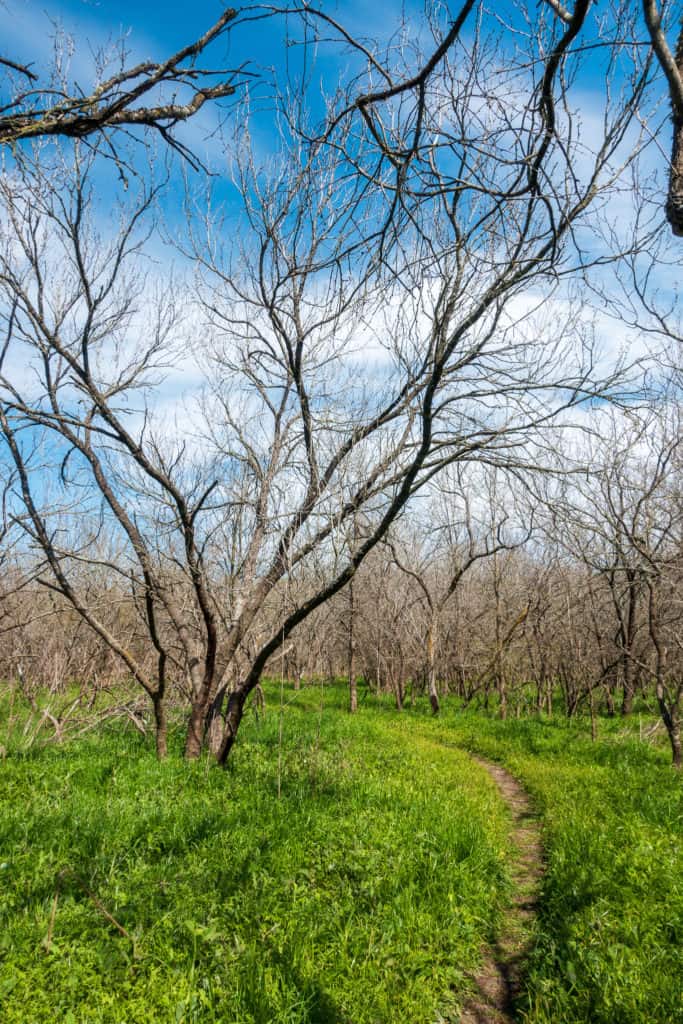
[649,582,681,770]
[153,694,167,759]
[426,617,440,714]
[492,550,506,719]
[349,675,358,712]
[657,692,682,770]
[498,669,508,720]
[655,681,682,770]
[536,679,544,714]
[588,686,598,742]
[184,662,219,759]
[184,701,206,759]
[671,726,682,770]
[605,680,615,717]
[348,579,357,714]
[621,668,634,717]
[620,579,638,716]
[666,22,683,235]
[216,689,248,765]
[205,685,229,756]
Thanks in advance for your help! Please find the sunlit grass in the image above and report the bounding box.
[0,683,508,1023]
[2,682,681,1023]
[421,708,683,1024]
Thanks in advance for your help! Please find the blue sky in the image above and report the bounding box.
[4,0,415,80]
[2,0,677,279]
[3,0,676,186]
[1,0,678,376]
[1,1,680,530]
[3,0,675,166]
[4,0,654,101]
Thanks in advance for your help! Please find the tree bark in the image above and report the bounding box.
[348,579,358,714]
[589,686,598,742]
[666,21,683,235]
[669,716,682,770]
[620,573,639,716]
[184,701,206,760]
[216,690,248,765]
[205,686,229,756]
[426,618,440,714]
[657,687,682,770]
[493,551,507,719]
[152,695,168,760]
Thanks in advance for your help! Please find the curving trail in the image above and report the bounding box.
[459,756,543,1024]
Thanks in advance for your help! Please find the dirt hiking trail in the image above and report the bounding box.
[459,756,543,1024]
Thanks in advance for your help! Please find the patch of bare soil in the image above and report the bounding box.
[459,756,543,1024]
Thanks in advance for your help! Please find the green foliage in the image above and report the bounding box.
[422,710,683,1024]
[0,684,508,1023]
[1,683,681,1023]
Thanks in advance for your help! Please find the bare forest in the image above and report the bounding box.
[1,0,683,767]
[3,5,683,1023]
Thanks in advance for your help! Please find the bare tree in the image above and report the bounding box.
[604,409,683,766]
[0,3,668,765]
[546,405,683,763]
[0,10,243,165]
[351,549,418,710]
[385,465,529,714]
[642,3,683,234]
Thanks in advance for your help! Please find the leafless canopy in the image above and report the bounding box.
[0,9,243,166]
[0,2,679,765]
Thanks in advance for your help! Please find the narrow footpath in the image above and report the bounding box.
[459,756,543,1024]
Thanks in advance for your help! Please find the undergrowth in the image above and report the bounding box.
[1,682,681,1023]
[421,708,683,1024]
[0,683,507,1024]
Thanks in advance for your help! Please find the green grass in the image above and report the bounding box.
[1,682,681,1023]
[0,683,509,1024]
[419,708,683,1024]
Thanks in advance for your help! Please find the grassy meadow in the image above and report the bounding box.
[0,682,681,1023]
[426,711,683,1024]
